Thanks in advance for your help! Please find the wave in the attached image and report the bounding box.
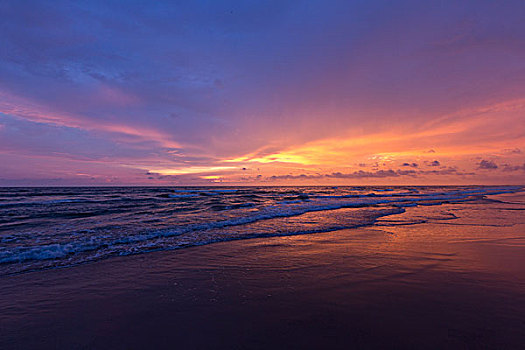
[0,185,522,275]
[0,198,86,207]
[166,194,200,198]
[0,206,405,268]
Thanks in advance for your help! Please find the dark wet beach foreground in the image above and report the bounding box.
[1,190,525,349]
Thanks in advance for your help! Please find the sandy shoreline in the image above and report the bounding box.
[1,193,525,349]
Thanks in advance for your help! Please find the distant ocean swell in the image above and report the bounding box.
[0,186,522,275]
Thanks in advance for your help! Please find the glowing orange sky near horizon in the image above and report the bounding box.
[1,91,524,186]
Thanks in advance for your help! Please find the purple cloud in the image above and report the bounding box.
[502,163,525,172]
[478,160,498,170]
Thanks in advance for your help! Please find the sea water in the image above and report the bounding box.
[0,185,522,275]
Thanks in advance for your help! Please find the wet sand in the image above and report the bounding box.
[1,192,525,349]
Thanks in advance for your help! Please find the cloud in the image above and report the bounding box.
[478,159,498,169]
[429,160,441,167]
[267,169,423,181]
[265,166,478,181]
[144,171,222,184]
[328,169,418,178]
[420,167,474,176]
[502,163,525,172]
[502,148,522,154]
[402,162,418,168]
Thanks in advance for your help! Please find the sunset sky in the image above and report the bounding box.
[1,0,524,186]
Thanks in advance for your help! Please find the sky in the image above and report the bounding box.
[0,0,524,186]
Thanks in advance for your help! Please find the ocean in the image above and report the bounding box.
[1,185,522,275]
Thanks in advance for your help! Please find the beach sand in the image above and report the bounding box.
[1,192,525,349]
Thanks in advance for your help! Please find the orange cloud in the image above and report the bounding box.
[225,98,525,169]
